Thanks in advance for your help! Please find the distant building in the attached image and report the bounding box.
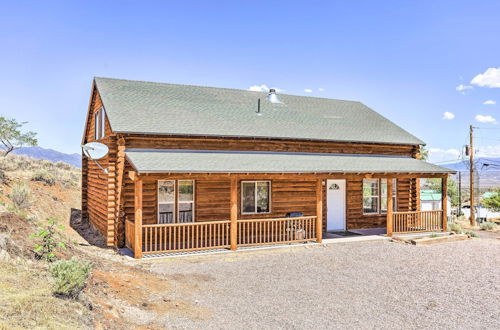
[420,190,451,215]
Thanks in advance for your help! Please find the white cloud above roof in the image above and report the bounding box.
[483,100,496,105]
[442,112,455,120]
[456,84,473,94]
[471,67,500,88]
[247,84,284,93]
[318,88,325,92]
[475,114,496,123]
[304,89,313,93]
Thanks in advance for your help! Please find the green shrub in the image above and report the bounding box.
[480,222,497,231]
[49,258,91,299]
[8,181,31,210]
[448,222,463,234]
[31,169,56,186]
[465,230,480,238]
[30,218,66,262]
[430,233,439,238]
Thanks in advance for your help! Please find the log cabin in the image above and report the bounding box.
[81,77,454,258]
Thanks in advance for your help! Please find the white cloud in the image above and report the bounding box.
[442,112,455,120]
[428,148,461,163]
[475,114,497,123]
[456,84,473,94]
[483,100,496,105]
[476,145,500,158]
[318,88,325,92]
[247,84,284,93]
[471,67,500,88]
[304,89,313,93]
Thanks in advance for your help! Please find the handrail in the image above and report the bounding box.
[393,210,443,234]
[143,220,230,227]
[237,216,316,223]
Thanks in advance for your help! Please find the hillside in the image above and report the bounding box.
[12,146,81,168]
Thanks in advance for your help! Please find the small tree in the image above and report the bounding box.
[0,116,37,156]
[30,218,67,262]
[419,146,429,161]
[483,190,500,212]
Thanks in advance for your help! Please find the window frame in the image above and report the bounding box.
[94,107,106,140]
[240,180,272,215]
[157,180,176,224]
[177,179,195,223]
[363,178,397,215]
[363,179,380,214]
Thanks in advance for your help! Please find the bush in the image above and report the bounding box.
[30,218,66,262]
[31,169,56,186]
[8,181,31,210]
[448,222,463,234]
[54,161,72,170]
[480,222,497,231]
[465,230,480,238]
[49,258,91,298]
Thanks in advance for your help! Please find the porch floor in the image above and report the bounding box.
[324,227,386,239]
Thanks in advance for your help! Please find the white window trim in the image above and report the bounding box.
[157,180,176,224]
[94,110,99,140]
[94,107,106,140]
[363,178,398,215]
[177,180,195,223]
[241,180,272,215]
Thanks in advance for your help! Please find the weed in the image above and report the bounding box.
[448,222,463,234]
[8,181,31,210]
[30,218,66,262]
[464,230,480,238]
[49,258,91,299]
[479,222,497,231]
[430,233,439,238]
[31,169,56,186]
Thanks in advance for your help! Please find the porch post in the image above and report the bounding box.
[316,179,323,243]
[230,176,238,250]
[387,178,393,237]
[133,173,143,259]
[441,175,448,232]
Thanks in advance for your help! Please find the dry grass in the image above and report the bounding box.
[0,260,90,329]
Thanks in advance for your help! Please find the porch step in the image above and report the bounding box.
[410,234,469,245]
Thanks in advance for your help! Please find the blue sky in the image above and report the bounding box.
[1,0,499,163]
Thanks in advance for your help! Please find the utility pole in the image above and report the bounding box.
[469,125,475,226]
[458,171,462,217]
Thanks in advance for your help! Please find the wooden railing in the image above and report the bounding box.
[237,216,317,246]
[125,219,135,250]
[142,220,230,254]
[393,210,443,233]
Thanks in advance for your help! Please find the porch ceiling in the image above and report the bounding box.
[125,149,455,175]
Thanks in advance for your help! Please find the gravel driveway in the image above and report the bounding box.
[146,237,500,329]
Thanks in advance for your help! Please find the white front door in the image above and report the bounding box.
[327,179,346,231]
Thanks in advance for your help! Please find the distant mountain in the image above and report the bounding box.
[436,158,500,188]
[12,147,81,168]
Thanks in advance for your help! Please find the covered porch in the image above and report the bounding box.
[123,150,453,258]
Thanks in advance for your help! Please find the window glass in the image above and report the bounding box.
[101,109,106,138]
[256,182,270,213]
[363,179,379,213]
[178,180,194,202]
[242,182,256,213]
[94,111,99,140]
[381,179,397,213]
[158,180,175,203]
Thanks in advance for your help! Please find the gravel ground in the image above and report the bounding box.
[146,237,500,329]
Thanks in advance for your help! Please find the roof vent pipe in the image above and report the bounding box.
[267,88,282,104]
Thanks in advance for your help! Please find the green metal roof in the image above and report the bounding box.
[420,190,442,201]
[125,150,454,174]
[95,77,425,145]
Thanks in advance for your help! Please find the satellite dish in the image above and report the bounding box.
[81,142,109,174]
[82,142,109,160]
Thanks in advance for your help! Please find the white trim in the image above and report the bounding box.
[363,179,380,214]
[241,180,272,215]
[363,178,398,215]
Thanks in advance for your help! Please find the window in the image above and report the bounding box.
[157,180,195,224]
[381,179,397,213]
[158,180,175,223]
[94,107,106,140]
[178,180,194,223]
[363,179,397,214]
[363,179,379,214]
[241,181,270,214]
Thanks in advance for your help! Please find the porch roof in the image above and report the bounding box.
[125,149,455,175]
